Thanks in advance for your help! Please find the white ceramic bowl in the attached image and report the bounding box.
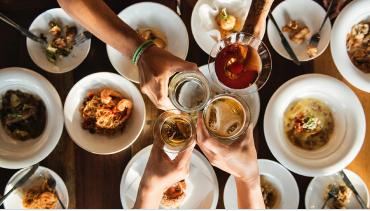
[267,0,331,61]
[331,0,370,93]
[107,2,189,83]
[4,166,69,209]
[305,169,369,209]
[224,159,299,209]
[198,63,260,128]
[64,72,145,154]
[120,145,219,209]
[264,74,365,177]
[0,67,63,169]
[27,8,91,73]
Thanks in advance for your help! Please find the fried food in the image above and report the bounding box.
[22,180,58,209]
[160,180,187,208]
[347,22,370,73]
[282,20,298,33]
[307,46,318,58]
[324,184,352,209]
[215,8,242,38]
[289,26,311,44]
[137,28,168,50]
[261,176,278,209]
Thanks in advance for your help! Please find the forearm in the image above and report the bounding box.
[235,176,265,209]
[133,177,164,209]
[57,0,146,60]
[242,0,274,39]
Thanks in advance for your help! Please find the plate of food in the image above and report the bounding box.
[64,72,145,154]
[331,0,370,93]
[120,145,219,209]
[305,169,369,209]
[27,8,91,73]
[224,159,299,209]
[3,166,68,209]
[198,63,260,128]
[264,74,365,177]
[106,2,188,83]
[192,0,263,55]
[267,0,331,61]
[0,67,63,169]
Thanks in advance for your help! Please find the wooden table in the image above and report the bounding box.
[0,0,368,209]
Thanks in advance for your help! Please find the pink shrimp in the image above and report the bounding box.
[100,89,124,105]
[117,99,133,123]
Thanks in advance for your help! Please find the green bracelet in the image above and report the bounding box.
[133,40,155,66]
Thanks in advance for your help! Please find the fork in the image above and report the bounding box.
[40,171,66,209]
[309,0,336,48]
[322,183,340,209]
[74,31,92,45]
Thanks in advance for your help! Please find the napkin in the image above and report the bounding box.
[125,164,214,209]
[199,0,251,41]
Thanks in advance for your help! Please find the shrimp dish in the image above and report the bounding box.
[160,180,187,208]
[215,8,243,38]
[346,21,370,73]
[22,180,58,209]
[80,89,133,136]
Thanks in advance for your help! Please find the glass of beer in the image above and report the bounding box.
[208,32,272,95]
[153,109,196,153]
[203,93,251,145]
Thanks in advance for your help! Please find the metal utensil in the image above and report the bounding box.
[40,171,66,209]
[0,163,39,206]
[309,0,336,48]
[268,11,300,65]
[0,13,48,47]
[74,31,92,45]
[176,0,182,16]
[338,170,368,209]
[322,183,340,209]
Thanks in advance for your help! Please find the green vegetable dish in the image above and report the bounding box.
[42,20,77,63]
[0,90,46,141]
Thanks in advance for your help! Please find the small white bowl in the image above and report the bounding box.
[27,8,91,73]
[0,67,63,169]
[224,159,299,209]
[64,72,146,154]
[305,169,370,209]
[267,0,331,61]
[120,145,219,209]
[331,0,370,93]
[4,166,69,209]
[264,74,365,177]
[107,2,189,83]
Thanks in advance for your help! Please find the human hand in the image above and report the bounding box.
[323,0,350,19]
[137,46,199,110]
[133,142,194,209]
[196,113,259,183]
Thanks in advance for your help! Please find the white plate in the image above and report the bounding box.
[107,2,189,83]
[267,0,331,61]
[4,166,69,209]
[224,159,299,209]
[64,72,145,154]
[331,0,370,93]
[191,0,266,55]
[264,74,366,177]
[120,145,219,209]
[27,8,91,73]
[199,63,260,128]
[0,67,63,169]
[305,169,369,209]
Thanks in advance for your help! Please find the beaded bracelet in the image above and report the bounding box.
[132,40,156,67]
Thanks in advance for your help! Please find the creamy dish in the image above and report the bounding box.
[160,180,187,208]
[42,21,77,63]
[137,27,168,50]
[283,98,334,150]
[215,8,243,38]
[81,89,133,136]
[347,21,370,73]
[324,184,352,209]
[261,176,278,209]
[0,90,46,141]
[22,180,58,209]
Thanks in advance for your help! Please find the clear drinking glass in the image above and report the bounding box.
[202,93,251,145]
[153,109,196,153]
[208,32,272,95]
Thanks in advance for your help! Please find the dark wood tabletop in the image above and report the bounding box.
[0,0,369,209]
